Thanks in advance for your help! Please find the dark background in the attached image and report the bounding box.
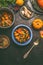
[0,1,43,65]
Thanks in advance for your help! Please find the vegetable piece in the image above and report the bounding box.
[37,0,43,8]
[21,10,24,15]
[40,31,43,38]
[32,19,43,29]
[16,0,24,6]
[0,0,16,7]
[23,6,32,15]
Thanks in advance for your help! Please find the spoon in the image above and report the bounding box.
[23,39,39,59]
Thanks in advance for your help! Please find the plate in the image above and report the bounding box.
[30,0,43,14]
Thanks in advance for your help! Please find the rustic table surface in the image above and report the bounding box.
[0,0,43,65]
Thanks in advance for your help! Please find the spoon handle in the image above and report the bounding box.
[23,44,35,59]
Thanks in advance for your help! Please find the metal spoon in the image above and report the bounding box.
[23,39,39,59]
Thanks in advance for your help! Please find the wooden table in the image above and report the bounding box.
[0,0,43,65]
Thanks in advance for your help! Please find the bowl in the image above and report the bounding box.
[30,0,43,14]
[0,35,10,49]
[12,24,33,46]
[20,6,34,20]
[0,7,15,28]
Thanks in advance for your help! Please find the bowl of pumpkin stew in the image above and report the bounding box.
[12,24,33,46]
[0,7,15,28]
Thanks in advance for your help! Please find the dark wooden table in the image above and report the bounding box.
[0,1,43,65]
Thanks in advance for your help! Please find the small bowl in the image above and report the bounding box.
[0,7,15,28]
[20,6,34,20]
[12,24,33,46]
[0,35,10,49]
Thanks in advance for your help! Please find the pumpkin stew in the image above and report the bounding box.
[14,27,30,43]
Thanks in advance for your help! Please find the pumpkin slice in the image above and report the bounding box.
[32,19,43,29]
[40,31,43,38]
